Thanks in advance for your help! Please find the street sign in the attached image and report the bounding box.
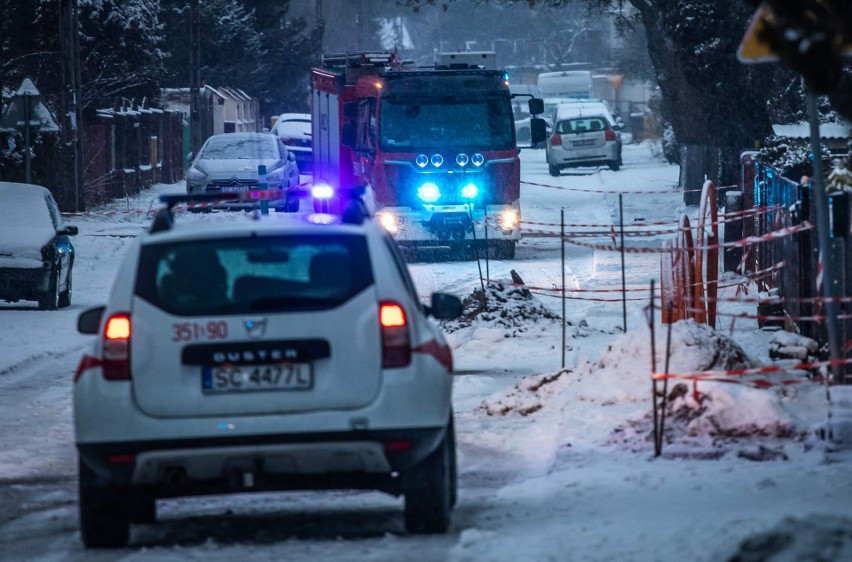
[0,77,60,182]
[738,2,852,64]
[0,77,60,133]
[606,73,625,92]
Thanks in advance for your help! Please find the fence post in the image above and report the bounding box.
[150,136,158,184]
[723,191,744,273]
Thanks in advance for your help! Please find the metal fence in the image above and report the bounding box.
[81,107,184,206]
[747,157,851,377]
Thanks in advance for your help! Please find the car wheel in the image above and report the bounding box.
[78,458,131,548]
[285,193,300,213]
[129,494,156,524]
[58,267,72,308]
[549,163,560,177]
[404,419,454,534]
[38,266,60,311]
[608,160,620,172]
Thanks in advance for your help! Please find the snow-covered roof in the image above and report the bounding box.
[772,122,851,140]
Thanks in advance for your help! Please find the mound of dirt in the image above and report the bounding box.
[441,281,562,336]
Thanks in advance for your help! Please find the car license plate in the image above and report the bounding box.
[573,139,596,147]
[202,364,312,393]
[221,185,250,193]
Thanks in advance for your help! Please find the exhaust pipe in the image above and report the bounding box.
[163,466,187,487]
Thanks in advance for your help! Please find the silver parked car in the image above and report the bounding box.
[186,133,301,211]
[546,115,622,175]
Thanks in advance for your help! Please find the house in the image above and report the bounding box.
[160,86,261,136]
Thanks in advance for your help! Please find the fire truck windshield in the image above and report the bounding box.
[379,96,514,152]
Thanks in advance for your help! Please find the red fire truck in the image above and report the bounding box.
[310,51,544,258]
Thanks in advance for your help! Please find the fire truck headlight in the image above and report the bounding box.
[461,183,479,199]
[500,209,519,230]
[417,182,441,203]
[430,154,444,168]
[471,153,485,167]
[378,212,399,233]
[311,184,334,199]
[455,153,469,167]
[415,154,429,168]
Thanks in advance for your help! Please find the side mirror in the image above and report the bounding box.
[530,117,547,145]
[287,152,296,162]
[427,293,463,320]
[186,151,194,163]
[528,97,544,116]
[78,306,106,335]
[59,225,78,236]
[341,122,356,148]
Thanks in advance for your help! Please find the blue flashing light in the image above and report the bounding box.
[311,184,334,199]
[461,183,479,199]
[415,154,429,168]
[456,153,469,167]
[471,153,485,167]
[430,153,444,167]
[417,182,441,203]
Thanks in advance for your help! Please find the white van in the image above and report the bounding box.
[537,71,594,100]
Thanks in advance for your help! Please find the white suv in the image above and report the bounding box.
[73,198,462,548]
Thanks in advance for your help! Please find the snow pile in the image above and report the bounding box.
[441,280,561,336]
[768,331,819,362]
[481,320,801,450]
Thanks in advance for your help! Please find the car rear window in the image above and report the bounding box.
[556,117,608,134]
[135,234,374,316]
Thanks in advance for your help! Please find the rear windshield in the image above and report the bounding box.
[136,235,373,316]
[555,117,609,135]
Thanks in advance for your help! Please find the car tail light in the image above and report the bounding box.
[380,302,411,368]
[550,133,562,146]
[605,128,617,142]
[102,313,132,380]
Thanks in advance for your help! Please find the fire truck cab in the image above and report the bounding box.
[310,51,544,259]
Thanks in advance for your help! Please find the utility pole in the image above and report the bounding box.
[189,0,202,157]
[71,0,84,211]
[59,0,84,211]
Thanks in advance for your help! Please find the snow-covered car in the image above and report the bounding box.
[186,132,301,211]
[546,114,622,174]
[73,200,463,547]
[270,113,312,173]
[0,182,77,310]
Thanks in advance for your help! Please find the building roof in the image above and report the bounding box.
[772,122,851,140]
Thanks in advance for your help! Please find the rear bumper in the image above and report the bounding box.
[77,426,444,496]
[376,203,521,244]
[548,143,619,165]
[0,266,50,302]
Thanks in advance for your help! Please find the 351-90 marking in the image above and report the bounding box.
[171,321,228,342]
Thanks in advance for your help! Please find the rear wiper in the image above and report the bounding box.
[247,297,340,311]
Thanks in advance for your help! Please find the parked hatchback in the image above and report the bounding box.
[73,200,463,547]
[0,182,77,310]
[186,133,301,211]
[546,114,622,174]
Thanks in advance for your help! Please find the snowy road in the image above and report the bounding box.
[2,143,851,561]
